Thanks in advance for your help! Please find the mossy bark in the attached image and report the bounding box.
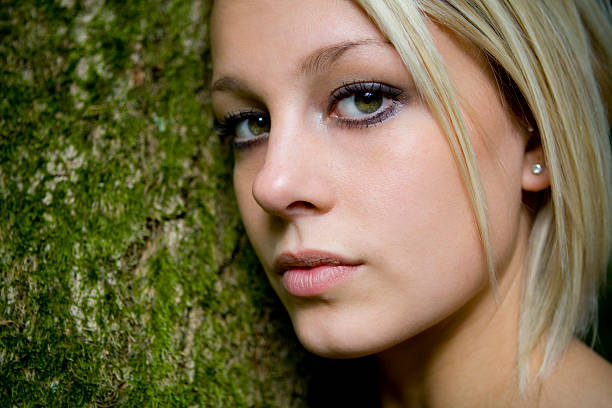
[0,1,308,406]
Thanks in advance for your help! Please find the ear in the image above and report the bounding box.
[522,137,550,192]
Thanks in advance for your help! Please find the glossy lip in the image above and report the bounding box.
[274,250,363,297]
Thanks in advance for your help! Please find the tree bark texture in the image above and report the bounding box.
[0,1,308,406]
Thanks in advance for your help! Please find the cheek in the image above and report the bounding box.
[290,119,489,353]
[342,114,485,279]
[233,160,267,253]
[233,165,252,223]
[464,101,527,272]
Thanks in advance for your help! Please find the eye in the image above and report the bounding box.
[329,82,404,128]
[236,114,270,140]
[336,90,384,116]
[215,110,270,148]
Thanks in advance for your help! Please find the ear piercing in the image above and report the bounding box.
[531,163,543,175]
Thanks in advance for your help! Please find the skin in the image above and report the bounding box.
[211,0,612,406]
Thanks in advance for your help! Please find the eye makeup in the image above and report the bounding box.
[327,81,405,129]
[214,109,270,149]
[214,80,407,149]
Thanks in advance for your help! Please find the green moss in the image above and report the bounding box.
[0,0,307,406]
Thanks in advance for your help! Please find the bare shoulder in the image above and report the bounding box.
[538,339,612,407]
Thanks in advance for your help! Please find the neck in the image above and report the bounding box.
[376,213,531,408]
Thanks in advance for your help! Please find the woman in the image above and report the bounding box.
[211,0,612,406]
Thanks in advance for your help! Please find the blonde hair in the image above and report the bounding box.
[355,0,612,390]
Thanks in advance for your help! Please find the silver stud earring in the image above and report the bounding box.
[531,163,543,175]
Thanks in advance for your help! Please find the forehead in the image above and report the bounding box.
[210,0,385,76]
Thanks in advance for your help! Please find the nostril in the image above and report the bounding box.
[286,201,316,211]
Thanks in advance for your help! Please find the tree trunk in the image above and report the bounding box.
[0,1,308,405]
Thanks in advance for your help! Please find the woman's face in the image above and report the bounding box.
[211,0,533,357]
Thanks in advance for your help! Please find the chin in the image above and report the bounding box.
[297,332,378,359]
[289,308,418,359]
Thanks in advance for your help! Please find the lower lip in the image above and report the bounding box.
[281,265,360,297]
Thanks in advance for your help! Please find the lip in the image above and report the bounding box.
[274,250,362,297]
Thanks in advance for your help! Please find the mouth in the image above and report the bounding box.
[273,250,362,297]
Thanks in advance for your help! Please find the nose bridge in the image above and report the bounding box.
[252,108,333,217]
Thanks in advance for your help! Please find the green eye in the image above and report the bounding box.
[335,89,387,118]
[354,91,383,114]
[234,114,270,141]
[330,81,404,127]
[247,115,270,136]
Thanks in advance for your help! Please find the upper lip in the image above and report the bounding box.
[273,250,362,275]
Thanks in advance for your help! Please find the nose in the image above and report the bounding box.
[251,119,334,219]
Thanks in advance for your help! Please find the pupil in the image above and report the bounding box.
[248,115,270,135]
[355,91,382,114]
[362,92,374,103]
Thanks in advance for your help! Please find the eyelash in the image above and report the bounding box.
[214,81,405,148]
[214,110,265,148]
[329,81,404,129]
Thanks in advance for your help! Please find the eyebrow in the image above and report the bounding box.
[300,39,390,75]
[211,39,391,94]
[211,76,246,93]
